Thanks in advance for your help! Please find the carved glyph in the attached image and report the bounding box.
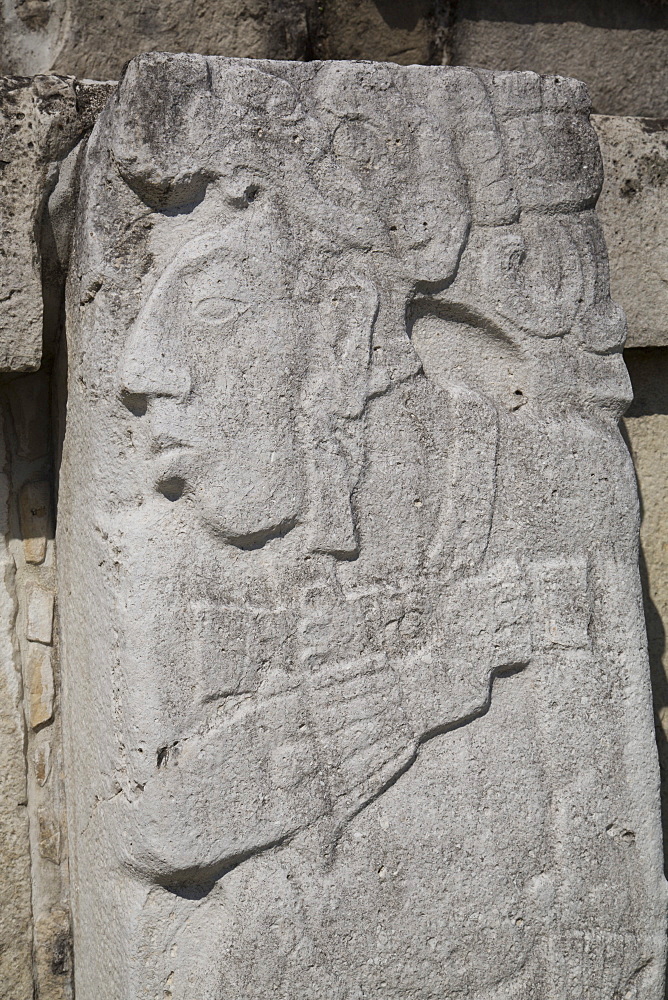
[58,55,667,999]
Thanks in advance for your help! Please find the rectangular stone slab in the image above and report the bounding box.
[593,114,668,348]
[57,54,668,1000]
[0,75,113,371]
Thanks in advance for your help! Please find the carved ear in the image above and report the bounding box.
[428,384,499,576]
[408,297,525,411]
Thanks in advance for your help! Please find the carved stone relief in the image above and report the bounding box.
[56,55,667,999]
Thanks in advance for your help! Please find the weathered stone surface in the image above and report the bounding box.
[623,347,668,873]
[0,75,113,372]
[27,642,53,728]
[593,115,668,348]
[319,0,436,64]
[7,371,51,457]
[57,54,667,999]
[34,907,73,1000]
[26,585,54,644]
[0,413,33,999]
[3,364,71,999]
[19,480,50,563]
[3,0,668,118]
[0,1,320,78]
[450,1,668,117]
[0,0,441,79]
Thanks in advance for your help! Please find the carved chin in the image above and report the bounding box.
[193,485,303,551]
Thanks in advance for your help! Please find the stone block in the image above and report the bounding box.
[3,0,668,120]
[0,526,33,999]
[319,0,434,64]
[7,371,51,458]
[593,115,668,348]
[623,347,668,864]
[34,741,51,785]
[57,54,667,999]
[450,1,668,117]
[19,480,50,564]
[37,805,60,862]
[26,585,54,644]
[1,1,320,78]
[0,0,441,80]
[0,75,113,372]
[34,907,72,1000]
[27,642,54,729]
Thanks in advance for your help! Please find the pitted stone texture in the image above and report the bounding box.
[3,1,668,118]
[58,55,667,1000]
[0,75,113,371]
[0,0,440,79]
[593,115,668,348]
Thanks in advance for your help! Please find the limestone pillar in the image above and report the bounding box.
[54,55,667,999]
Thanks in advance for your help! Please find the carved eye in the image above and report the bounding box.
[193,296,247,324]
[501,237,526,273]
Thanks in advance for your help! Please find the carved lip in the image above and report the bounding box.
[150,434,193,455]
[151,448,195,495]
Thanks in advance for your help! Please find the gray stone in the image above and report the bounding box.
[0,362,69,999]
[623,346,668,874]
[57,55,667,998]
[318,0,436,64]
[450,1,668,117]
[0,420,33,1000]
[0,0,444,79]
[0,75,113,372]
[4,0,668,119]
[4,364,72,1000]
[0,1,319,78]
[593,115,668,348]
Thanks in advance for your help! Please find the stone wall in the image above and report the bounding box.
[0,74,113,1000]
[450,1,668,117]
[2,2,668,114]
[594,116,668,350]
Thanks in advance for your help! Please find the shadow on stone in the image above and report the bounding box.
[456,0,668,31]
[371,0,431,31]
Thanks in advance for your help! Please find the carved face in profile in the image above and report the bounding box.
[121,225,311,550]
[109,61,632,890]
[61,58,662,1000]
[120,212,629,555]
[119,211,452,575]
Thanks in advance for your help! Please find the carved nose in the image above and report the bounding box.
[120,325,191,408]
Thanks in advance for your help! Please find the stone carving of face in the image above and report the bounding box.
[121,226,309,549]
[60,57,665,1000]
[110,61,631,888]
